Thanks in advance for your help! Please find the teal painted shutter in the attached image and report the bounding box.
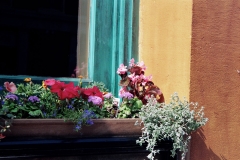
[88,0,139,97]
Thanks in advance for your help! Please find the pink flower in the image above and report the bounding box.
[103,93,112,99]
[44,79,56,86]
[4,82,17,93]
[137,61,146,71]
[141,75,152,86]
[128,73,135,80]
[117,64,128,74]
[129,58,135,67]
[119,87,133,99]
[88,96,102,106]
[130,75,140,83]
[144,75,152,82]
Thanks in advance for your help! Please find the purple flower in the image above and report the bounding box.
[75,124,81,131]
[103,93,112,99]
[83,110,96,118]
[86,119,94,125]
[88,96,102,106]
[120,92,133,100]
[0,86,3,91]
[5,94,18,101]
[28,96,40,103]
[67,105,74,109]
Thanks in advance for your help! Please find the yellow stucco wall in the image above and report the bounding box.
[139,0,192,102]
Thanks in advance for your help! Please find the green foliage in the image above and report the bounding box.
[0,82,58,119]
[86,81,109,93]
[118,97,142,118]
[136,93,208,160]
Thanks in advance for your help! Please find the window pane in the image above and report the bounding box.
[0,0,88,78]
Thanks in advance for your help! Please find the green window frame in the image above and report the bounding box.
[89,0,139,96]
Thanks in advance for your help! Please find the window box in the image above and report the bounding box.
[4,118,142,138]
[0,118,177,160]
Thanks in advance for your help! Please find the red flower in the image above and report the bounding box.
[50,81,80,100]
[81,86,103,100]
[4,82,17,93]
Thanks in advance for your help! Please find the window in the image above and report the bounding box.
[0,0,139,96]
[0,0,84,77]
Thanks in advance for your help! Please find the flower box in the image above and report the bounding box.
[4,118,142,139]
[1,118,179,160]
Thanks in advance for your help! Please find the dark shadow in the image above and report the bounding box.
[191,128,223,160]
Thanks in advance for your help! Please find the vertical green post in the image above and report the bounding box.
[88,0,138,97]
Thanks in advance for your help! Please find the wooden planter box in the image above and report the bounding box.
[0,118,177,160]
[4,118,142,139]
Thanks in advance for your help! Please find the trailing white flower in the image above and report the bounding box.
[136,92,208,160]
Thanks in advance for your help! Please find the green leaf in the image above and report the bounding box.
[11,108,18,113]
[29,110,42,117]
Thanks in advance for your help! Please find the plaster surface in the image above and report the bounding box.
[190,0,240,159]
[139,0,192,102]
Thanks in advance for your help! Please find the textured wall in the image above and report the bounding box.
[139,0,192,102]
[190,0,240,159]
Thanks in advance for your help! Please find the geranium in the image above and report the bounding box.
[4,82,17,93]
[50,81,80,100]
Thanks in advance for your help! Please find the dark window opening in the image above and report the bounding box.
[0,0,79,77]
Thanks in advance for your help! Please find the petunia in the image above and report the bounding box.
[81,86,103,100]
[50,81,80,100]
[44,79,56,86]
[4,82,17,93]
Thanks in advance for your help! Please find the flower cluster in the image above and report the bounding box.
[116,58,164,118]
[117,58,164,104]
[0,78,118,137]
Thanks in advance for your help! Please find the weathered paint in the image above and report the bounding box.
[89,0,136,97]
[190,0,240,159]
[139,0,192,102]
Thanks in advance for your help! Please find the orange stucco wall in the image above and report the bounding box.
[190,1,240,159]
[139,0,240,159]
[139,0,192,102]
